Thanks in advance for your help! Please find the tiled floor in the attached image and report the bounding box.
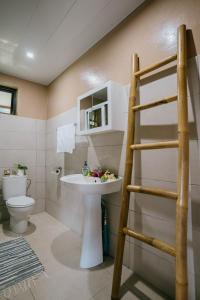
[0,212,169,300]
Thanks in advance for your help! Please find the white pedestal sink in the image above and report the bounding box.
[60,174,122,268]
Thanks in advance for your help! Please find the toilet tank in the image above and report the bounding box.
[2,175,27,201]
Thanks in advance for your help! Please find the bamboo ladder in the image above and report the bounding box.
[111,24,189,300]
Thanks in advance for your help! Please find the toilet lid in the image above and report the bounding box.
[7,196,35,208]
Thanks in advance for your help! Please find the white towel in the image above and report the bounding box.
[57,123,75,153]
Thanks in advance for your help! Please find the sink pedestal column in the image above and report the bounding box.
[80,194,103,268]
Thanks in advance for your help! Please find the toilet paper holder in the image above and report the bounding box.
[51,167,62,176]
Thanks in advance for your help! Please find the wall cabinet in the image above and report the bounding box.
[77,81,126,135]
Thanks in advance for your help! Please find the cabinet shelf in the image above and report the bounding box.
[77,81,125,135]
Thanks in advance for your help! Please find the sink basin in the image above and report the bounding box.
[60,174,122,194]
[60,174,122,268]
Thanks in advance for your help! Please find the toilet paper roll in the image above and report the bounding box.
[51,167,62,176]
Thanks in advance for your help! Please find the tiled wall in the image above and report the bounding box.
[45,108,84,233]
[45,55,200,299]
[0,114,46,219]
[0,56,198,297]
[45,99,127,235]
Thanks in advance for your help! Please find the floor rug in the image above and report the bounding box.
[0,237,44,298]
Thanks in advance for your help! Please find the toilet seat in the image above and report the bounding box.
[6,196,35,208]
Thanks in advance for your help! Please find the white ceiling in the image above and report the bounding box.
[0,0,144,85]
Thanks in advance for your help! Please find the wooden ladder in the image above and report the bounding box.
[111,24,189,300]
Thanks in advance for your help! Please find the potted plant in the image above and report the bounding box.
[17,164,28,176]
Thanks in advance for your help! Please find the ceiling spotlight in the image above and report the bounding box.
[26,51,34,59]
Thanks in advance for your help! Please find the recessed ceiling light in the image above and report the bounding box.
[26,51,34,59]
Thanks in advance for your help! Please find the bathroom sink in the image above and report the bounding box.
[60,174,122,268]
[60,174,122,194]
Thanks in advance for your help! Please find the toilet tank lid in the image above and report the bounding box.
[7,196,35,207]
[3,175,27,180]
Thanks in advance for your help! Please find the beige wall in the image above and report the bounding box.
[47,0,200,118]
[0,73,47,120]
[1,0,199,120]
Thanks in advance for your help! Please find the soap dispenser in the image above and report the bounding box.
[82,161,90,176]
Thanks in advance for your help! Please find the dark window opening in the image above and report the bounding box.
[0,85,17,115]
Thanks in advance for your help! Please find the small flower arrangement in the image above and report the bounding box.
[88,168,117,182]
[100,170,117,182]
[16,164,28,176]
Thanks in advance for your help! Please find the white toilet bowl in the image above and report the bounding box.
[6,196,35,234]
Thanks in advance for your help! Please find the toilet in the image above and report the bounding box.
[2,175,35,234]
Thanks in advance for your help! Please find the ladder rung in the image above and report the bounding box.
[123,227,176,257]
[130,140,179,150]
[134,54,177,77]
[132,95,177,112]
[127,185,178,200]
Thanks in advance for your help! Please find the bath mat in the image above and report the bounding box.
[0,237,45,298]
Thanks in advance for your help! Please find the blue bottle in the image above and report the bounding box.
[102,203,109,256]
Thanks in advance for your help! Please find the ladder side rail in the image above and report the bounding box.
[176,24,189,300]
[111,54,139,300]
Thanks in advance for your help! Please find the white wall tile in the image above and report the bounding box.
[46,107,77,134]
[129,178,177,221]
[129,242,175,299]
[188,56,200,100]
[88,132,124,147]
[87,145,123,174]
[129,210,176,246]
[46,150,64,168]
[65,144,88,173]
[190,184,200,231]
[0,131,36,150]
[106,204,120,236]
[33,198,45,214]
[133,140,178,182]
[36,133,46,150]
[36,150,46,167]
[189,273,200,300]
[26,166,36,180]
[36,182,46,199]
[0,114,36,132]
[36,120,46,133]
[46,132,56,150]
[0,149,36,168]
[27,179,36,199]
[36,166,46,182]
